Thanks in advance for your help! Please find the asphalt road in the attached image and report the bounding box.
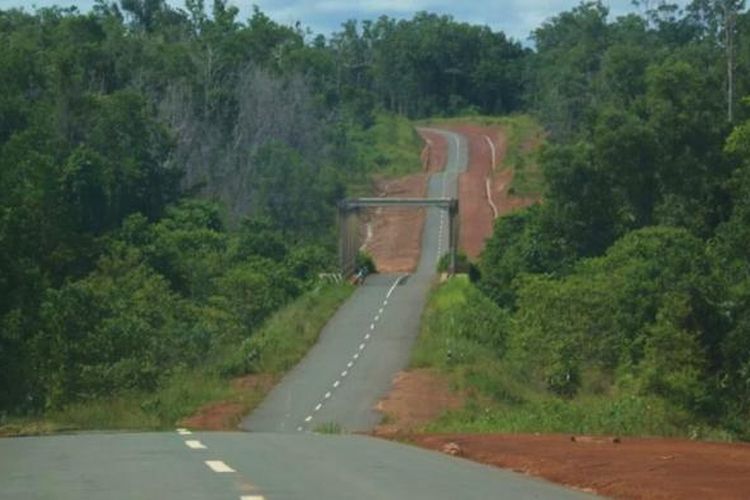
[0,129,593,499]
[241,128,467,434]
[0,431,589,500]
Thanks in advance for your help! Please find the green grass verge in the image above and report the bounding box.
[0,283,354,436]
[421,114,546,196]
[347,112,424,197]
[410,277,732,441]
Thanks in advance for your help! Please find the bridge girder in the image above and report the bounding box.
[338,198,459,278]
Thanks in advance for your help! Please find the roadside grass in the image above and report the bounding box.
[421,114,546,196]
[410,277,732,441]
[0,283,354,436]
[313,422,343,434]
[224,283,354,376]
[347,112,424,197]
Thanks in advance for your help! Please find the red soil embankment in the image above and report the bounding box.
[404,433,750,499]
[362,129,447,273]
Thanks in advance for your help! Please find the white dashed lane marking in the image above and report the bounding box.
[176,428,192,436]
[185,440,206,449]
[297,274,405,430]
[241,496,266,500]
[205,461,235,473]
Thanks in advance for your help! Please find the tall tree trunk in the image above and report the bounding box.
[725,2,738,123]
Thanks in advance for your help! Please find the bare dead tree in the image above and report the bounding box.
[158,65,327,223]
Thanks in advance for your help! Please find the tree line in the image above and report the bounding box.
[2,0,750,439]
[478,0,750,438]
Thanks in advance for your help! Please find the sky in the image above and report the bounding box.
[0,0,691,42]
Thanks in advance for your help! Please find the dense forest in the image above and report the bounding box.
[476,1,750,437]
[1,0,750,438]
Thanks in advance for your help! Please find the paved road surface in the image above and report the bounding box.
[0,431,589,499]
[241,128,467,433]
[0,129,593,500]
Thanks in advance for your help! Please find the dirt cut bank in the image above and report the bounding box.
[360,129,447,273]
[445,123,538,259]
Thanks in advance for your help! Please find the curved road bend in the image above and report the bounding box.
[0,129,595,500]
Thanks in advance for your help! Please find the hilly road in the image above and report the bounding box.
[241,128,467,433]
[0,129,592,500]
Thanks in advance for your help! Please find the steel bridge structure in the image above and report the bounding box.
[338,197,459,277]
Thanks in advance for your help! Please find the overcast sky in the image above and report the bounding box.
[0,0,690,42]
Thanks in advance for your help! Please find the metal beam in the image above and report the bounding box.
[340,198,457,210]
[338,197,460,278]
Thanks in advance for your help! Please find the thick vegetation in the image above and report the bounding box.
[2,0,750,441]
[465,2,750,439]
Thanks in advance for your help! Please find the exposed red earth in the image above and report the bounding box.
[361,129,447,273]
[373,368,465,434]
[361,174,428,273]
[446,123,538,258]
[401,433,750,500]
[180,374,276,430]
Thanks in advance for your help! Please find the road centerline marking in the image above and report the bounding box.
[205,461,235,473]
[185,440,206,449]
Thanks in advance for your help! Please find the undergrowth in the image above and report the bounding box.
[1,283,353,435]
[411,277,734,441]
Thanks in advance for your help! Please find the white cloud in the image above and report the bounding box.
[0,0,692,41]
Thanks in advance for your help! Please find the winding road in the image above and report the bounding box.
[0,129,592,499]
